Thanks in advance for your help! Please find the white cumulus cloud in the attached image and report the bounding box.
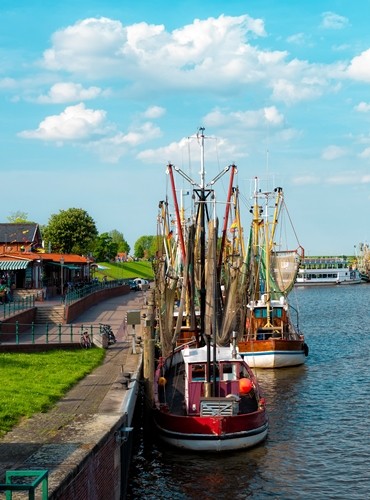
[42,17,126,76]
[286,33,307,45]
[292,176,319,186]
[347,49,370,82]
[85,121,162,163]
[35,14,342,104]
[39,15,274,88]
[355,102,370,113]
[142,106,166,119]
[321,12,349,30]
[37,82,104,103]
[18,103,107,141]
[359,147,370,159]
[271,77,322,105]
[321,145,348,160]
[203,106,284,129]
[0,77,17,89]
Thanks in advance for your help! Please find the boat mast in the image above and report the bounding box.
[217,164,237,279]
[270,187,283,250]
[167,164,187,263]
[262,185,279,329]
[251,177,261,301]
[198,128,206,343]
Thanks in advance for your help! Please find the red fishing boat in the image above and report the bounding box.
[152,129,268,451]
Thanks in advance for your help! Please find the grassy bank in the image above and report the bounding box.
[94,260,154,281]
[0,348,105,437]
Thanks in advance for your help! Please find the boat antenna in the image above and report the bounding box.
[197,127,206,189]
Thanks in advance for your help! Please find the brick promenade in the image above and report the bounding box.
[0,289,147,496]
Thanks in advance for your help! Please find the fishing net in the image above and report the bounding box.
[270,251,301,294]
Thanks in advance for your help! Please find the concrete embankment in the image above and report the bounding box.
[0,290,147,499]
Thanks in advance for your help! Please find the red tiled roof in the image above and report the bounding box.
[0,252,88,264]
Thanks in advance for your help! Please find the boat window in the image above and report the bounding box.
[239,364,249,379]
[273,308,283,318]
[222,362,235,381]
[191,363,206,381]
[254,308,267,318]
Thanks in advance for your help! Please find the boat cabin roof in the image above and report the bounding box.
[248,298,287,309]
[182,345,239,364]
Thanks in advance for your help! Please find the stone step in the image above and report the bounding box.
[36,306,65,324]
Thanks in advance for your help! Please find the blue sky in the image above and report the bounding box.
[1,0,370,256]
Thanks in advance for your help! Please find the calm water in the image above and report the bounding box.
[126,285,370,499]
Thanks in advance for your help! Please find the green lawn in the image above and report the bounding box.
[0,348,105,438]
[94,260,154,281]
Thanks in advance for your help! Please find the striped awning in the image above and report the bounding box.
[0,260,30,270]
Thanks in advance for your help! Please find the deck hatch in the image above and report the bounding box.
[200,397,238,416]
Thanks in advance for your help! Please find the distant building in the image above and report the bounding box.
[0,223,43,253]
[0,223,89,296]
[115,252,128,262]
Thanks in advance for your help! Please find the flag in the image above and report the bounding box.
[230,220,238,233]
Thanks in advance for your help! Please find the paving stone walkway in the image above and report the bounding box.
[0,290,147,495]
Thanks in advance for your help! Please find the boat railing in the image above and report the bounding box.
[288,303,301,333]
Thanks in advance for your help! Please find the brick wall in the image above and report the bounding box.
[0,308,36,342]
[65,285,130,323]
[50,421,125,499]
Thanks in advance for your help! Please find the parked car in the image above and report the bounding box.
[131,278,150,291]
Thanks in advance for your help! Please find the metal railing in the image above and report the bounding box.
[0,296,36,319]
[0,469,48,499]
[63,279,130,306]
[0,322,113,347]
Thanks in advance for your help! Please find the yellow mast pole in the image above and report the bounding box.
[264,186,283,328]
[252,178,261,301]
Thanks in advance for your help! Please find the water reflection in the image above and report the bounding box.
[127,286,370,499]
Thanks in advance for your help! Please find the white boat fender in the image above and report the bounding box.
[226,394,240,401]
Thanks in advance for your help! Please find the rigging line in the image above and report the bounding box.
[282,200,302,248]
[215,135,221,172]
[187,134,193,184]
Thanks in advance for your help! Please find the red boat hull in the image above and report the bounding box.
[153,408,268,452]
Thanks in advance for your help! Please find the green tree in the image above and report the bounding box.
[93,233,119,262]
[134,235,156,259]
[150,235,163,258]
[7,211,34,223]
[109,229,130,255]
[43,208,98,254]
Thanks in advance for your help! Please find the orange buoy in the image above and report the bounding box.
[239,377,253,394]
[158,377,167,386]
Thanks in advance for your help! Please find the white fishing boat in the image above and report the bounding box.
[295,258,362,286]
[237,178,308,369]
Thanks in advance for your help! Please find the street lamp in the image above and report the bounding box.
[86,256,91,282]
[60,256,65,298]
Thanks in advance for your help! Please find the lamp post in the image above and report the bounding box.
[86,256,90,283]
[60,256,65,298]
